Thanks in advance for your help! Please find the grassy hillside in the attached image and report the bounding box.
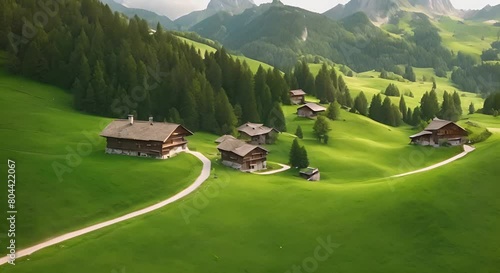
[176,36,275,73]
[308,63,484,114]
[0,71,202,251]
[3,111,500,272]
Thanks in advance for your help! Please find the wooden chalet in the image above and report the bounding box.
[290,89,306,105]
[237,122,279,145]
[297,103,326,118]
[217,138,268,171]
[410,118,468,146]
[100,115,193,159]
[215,135,237,144]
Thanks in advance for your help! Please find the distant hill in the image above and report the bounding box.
[175,0,256,30]
[324,0,457,22]
[464,4,500,21]
[100,0,177,29]
[191,4,453,71]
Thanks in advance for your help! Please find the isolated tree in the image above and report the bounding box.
[298,146,310,168]
[326,101,341,120]
[313,116,330,142]
[385,83,400,97]
[469,102,475,114]
[404,65,416,82]
[412,106,423,126]
[452,91,463,115]
[295,125,303,139]
[290,139,309,168]
[353,92,369,116]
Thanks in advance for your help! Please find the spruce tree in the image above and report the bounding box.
[469,102,475,115]
[298,146,310,168]
[295,125,303,139]
[289,138,302,168]
[326,101,341,120]
[353,92,369,116]
[399,95,407,120]
[369,94,383,122]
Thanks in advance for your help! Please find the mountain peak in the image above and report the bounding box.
[207,0,256,13]
[324,0,457,21]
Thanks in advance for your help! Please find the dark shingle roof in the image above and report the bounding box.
[425,118,467,132]
[100,120,192,142]
[237,122,277,137]
[217,138,268,157]
[409,130,432,139]
[298,103,326,113]
[215,135,236,143]
[290,89,306,96]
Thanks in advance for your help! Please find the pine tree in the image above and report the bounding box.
[267,102,287,132]
[215,89,237,135]
[412,106,422,126]
[295,125,303,139]
[452,91,462,115]
[399,95,407,120]
[469,102,475,114]
[289,138,302,168]
[369,94,383,122]
[353,92,369,116]
[385,83,400,97]
[406,107,413,124]
[298,146,309,168]
[71,78,85,110]
[404,65,416,82]
[326,101,341,120]
[83,83,97,114]
[313,116,330,142]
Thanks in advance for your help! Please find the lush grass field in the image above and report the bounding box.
[176,36,275,73]
[4,123,500,272]
[0,72,202,251]
[434,17,498,57]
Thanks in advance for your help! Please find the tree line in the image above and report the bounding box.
[0,0,289,135]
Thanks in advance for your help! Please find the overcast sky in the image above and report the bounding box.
[120,0,500,19]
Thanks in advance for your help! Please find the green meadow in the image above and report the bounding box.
[3,114,500,272]
[0,72,202,251]
[176,36,275,73]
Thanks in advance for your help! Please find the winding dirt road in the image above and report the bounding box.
[0,151,211,265]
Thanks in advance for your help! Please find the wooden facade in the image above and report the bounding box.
[290,90,306,105]
[101,117,193,159]
[297,103,326,118]
[410,119,468,146]
[220,147,268,171]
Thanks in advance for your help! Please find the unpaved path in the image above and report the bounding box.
[0,151,211,265]
[254,163,291,175]
[391,145,475,178]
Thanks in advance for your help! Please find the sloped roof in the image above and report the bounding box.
[237,122,277,137]
[100,120,192,142]
[215,135,236,143]
[298,103,326,113]
[424,118,466,132]
[409,130,432,139]
[300,167,319,175]
[290,89,306,96]
[217,138,268,157]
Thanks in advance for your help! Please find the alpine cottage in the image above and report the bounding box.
[217,138,268,171]
[289,89,306,105]
[410,118,468,146]
[297,103,327,118]
[237,122,279,145]
[100,115,193,159]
